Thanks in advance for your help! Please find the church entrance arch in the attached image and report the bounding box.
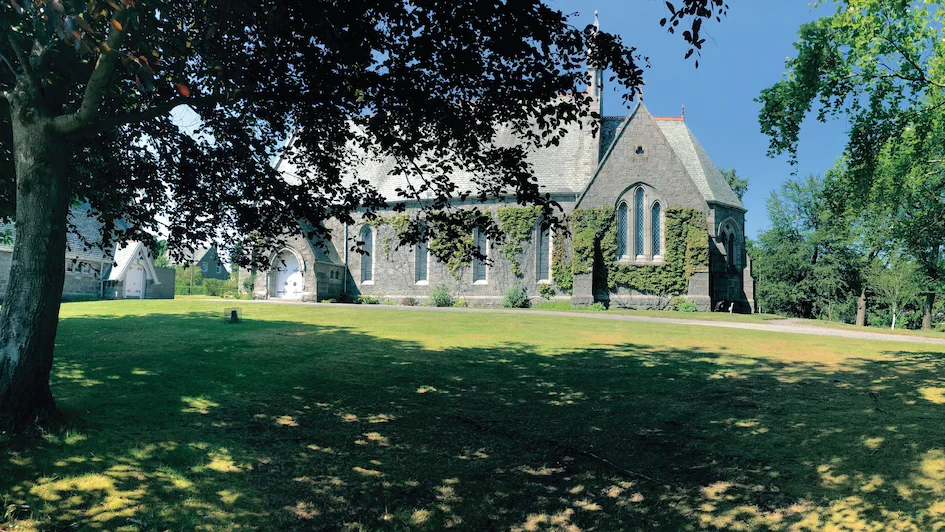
[271,248,304,299]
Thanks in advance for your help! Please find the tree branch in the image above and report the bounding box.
[6,33,39,92]
[70,94,230,137]
[50,7,130,135]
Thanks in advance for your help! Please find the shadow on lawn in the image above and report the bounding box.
[1,311,945,530]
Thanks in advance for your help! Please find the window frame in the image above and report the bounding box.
[472,228,488,284]
[360,225,375,284]
[536,221,552,283]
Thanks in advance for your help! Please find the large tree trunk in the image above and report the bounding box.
[855,288,867,327]
[0,117,70,429]
[922,292,935,331]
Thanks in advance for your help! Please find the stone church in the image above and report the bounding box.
[254,64,755,312]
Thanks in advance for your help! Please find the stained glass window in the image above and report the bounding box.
[652,203,662,256]
[617,203,628,256]
[634,188,645,256]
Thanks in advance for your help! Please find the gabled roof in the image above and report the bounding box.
[277,116,600,200]
[167,245,213,266]
[107,241,161,284]
[0,204,111,262]
[654,118,744,210]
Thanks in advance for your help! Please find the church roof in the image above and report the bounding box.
[0,204,112,262]
[654,118,744,210]
[107,241,160,283]
[278,117,599,200]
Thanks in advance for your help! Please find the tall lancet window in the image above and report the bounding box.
[651,202,662,257]
[360,226,374,283]
[537,222,551,281]
[472,229,488,283]
[634,188,645,256]
[616,202,628,257]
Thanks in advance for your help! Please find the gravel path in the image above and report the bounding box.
[218,298,945,347]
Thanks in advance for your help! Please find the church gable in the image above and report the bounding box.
[576,103,709,212]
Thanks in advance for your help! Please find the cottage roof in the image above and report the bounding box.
[107,241,161,283]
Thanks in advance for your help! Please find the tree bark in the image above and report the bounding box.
[855,288,867,327]
[0,114,70,430]
[922,292,935,330]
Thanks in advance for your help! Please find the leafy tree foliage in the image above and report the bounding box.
[720,167,748,200]
[866,253,923,330]
[757,0,945,329]
[0,0,727,427]
[751,175,862,321]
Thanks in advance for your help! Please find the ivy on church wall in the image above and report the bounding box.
[496,206,543,277]
[567,206,709,296]
[551,226,573,293]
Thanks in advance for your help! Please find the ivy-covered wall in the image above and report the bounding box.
[559,206,709,297]
[496,206,542,277]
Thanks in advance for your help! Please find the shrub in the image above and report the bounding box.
[589,301,607,312]
[400,297,418,307]
[242,273,256,292]
[356,295,379,305]
[502,284,531,308]
[538,283,556,300]
[382,300,396,306]
[429,285,453,307]
[203,278,225,296]
[668,295,698,312]
[321,298,337,304]
[452,298,468,307]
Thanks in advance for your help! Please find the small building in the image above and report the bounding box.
[169,245,230,280]
[0,205,174,301]
[103,241,175,300]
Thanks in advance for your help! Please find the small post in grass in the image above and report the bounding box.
[224,308,242,324]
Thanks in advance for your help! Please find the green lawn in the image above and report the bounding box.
[2,300,945,531]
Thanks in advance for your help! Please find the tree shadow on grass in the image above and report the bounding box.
[1,311,944,530]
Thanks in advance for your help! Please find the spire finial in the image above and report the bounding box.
[594,10,600,31]
[681,104,685,120]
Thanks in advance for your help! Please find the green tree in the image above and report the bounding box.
[867,254,922,330]
[752,175,863,320]
[153,240,170,269]
[0,0,728,427]
[757,0,945,329]
[720,168,749,200]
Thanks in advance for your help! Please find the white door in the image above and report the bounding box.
[273,251,303,299]
[124,264,145,299]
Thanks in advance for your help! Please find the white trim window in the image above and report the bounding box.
[472,229,488,284]
[360,225,374,284]
[634,187,645,258]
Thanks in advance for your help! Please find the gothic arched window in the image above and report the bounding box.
[360,226,374,282]
[651,202,662,257]
[634,188,645,256]
[617,202,628,257]
[727,232,736,267]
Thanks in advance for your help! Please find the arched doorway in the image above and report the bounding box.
[271,249,304,299]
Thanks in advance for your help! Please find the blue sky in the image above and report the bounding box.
[552,0,849,238]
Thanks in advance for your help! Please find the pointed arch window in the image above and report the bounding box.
[651,202,662,257]
[472,229,488,283]
[634,188,645,256]
[616,202,628,257]
[727,232,736,267]
[537,222,551,281]
[360,226,374,283]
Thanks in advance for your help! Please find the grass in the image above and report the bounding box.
[3,300,945,530]
[531,300,783,323]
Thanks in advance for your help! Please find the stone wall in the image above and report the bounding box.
[145,268,176,299]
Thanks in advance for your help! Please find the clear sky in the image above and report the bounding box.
[551,0,849,238]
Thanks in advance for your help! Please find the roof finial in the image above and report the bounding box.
[594,10,600,31]
[681,104,685,120]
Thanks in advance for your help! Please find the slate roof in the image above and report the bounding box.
[654,118,744,210]
[167,246,212,266]
[0,204,111,262]
[107,241,161,283]
[278,118,599,199]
